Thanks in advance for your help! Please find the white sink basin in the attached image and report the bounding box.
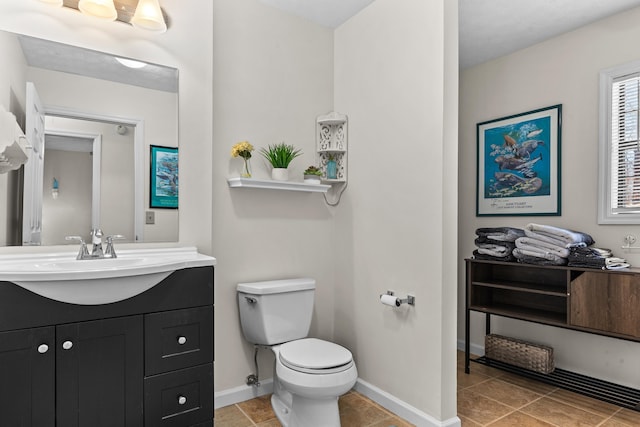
[0,247,216,305]
[36,257,147,272]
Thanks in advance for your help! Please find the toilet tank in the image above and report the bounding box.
[237,278,315,345]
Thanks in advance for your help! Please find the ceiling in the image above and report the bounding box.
[458,0,640,69]
[22,0,640,83]
[259,0,376,28]
[17,34,178,93]
[261,0,640,69]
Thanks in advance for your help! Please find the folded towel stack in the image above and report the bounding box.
[473,227,525,262]
[567,246,630,270]
[513,223,595,266]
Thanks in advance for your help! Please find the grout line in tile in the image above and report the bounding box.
[476,408,518,427]
[543,392,619,419]
[234,403,258,426]
[594,407,623,427]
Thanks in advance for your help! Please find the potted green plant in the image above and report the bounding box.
[303,165,323,184]
[260,142,303,181]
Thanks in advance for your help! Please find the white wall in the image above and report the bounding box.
[334,0,458,421]
[211,0,336,392]
[42,149,92,244]
[459,6,640,388]
[0,0,212,254]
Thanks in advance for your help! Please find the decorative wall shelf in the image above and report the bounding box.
[227,177,331,193]
[316,112,348,183]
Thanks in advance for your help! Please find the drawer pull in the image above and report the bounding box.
[38,344,49,354]
[62,340,73,350]
[177,336,187,345]
[178,395,187,405]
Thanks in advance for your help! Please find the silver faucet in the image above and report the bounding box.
[104,235,125,258]
[91,228,104,258]
[65,230,125,260]
[65,235,90,260]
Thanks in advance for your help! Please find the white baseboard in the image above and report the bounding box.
[457,338,484,356]
[214,379,274,410]
[214,377,461,426]
[354,378,460,427]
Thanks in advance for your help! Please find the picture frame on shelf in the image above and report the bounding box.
[150,145,178,209]
[476,104,561,216]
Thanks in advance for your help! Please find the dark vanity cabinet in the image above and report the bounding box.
[0,266,214,427]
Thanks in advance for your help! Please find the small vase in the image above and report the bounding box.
[272,168,289,181]
[241,157,252,178]
[326,160,337,179]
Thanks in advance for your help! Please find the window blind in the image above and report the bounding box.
[611,74,640,213]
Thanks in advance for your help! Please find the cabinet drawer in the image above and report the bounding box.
[145,306,213,375]
[144,363,213,427]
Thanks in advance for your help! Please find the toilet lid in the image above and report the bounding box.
[279,338,354,374]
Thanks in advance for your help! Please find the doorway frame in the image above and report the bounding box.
[44,129,102,230]
[44,105,145,242]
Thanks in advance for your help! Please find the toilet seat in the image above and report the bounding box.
[279,338,354,374]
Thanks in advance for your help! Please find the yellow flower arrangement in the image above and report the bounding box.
[231,141,254,178]
[231,141,254,159]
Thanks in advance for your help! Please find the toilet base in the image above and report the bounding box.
[272,392,341,427]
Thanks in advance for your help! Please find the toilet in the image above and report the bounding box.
[237,278,357,427]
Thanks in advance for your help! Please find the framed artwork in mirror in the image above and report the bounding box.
[476,104,562,216]
[150,145,178,209]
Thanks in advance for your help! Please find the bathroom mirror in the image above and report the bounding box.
[0,30,179,246]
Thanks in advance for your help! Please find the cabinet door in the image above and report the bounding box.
[0,327,54,427]
[570,272,609,331]
[608,274,640,337]
[56,315,143,427]
[571,272,640,338]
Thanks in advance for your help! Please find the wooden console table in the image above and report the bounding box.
[465,258,640,411]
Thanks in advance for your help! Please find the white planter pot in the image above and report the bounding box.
[272,168,289,181]
[304,175,321,185]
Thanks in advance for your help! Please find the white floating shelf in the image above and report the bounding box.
[227,177,331,193]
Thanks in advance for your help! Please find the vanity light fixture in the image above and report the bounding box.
[36,0,168,33]
[78,0,118,21]
[115,57,147,69]
[131,0,167,33]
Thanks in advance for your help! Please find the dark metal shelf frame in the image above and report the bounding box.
[465,259,640,413]
[471,356,640,412]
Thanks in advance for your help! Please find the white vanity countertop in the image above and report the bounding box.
[0,246,216,282]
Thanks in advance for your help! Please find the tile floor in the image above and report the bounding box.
[214,351,640,426]
[457,352,640,427]
[214,390,413,427]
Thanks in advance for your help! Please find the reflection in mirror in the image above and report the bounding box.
[0,30,179,246]
[42,116,135,246]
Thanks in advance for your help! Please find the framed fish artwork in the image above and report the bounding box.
[150,145,179,209]
[476,104,561,216]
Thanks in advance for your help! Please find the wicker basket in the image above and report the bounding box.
[485,334,555,374]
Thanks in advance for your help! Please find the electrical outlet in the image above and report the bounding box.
[145,211,155,224]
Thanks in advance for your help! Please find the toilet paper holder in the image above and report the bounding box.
[380,290,415,307]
